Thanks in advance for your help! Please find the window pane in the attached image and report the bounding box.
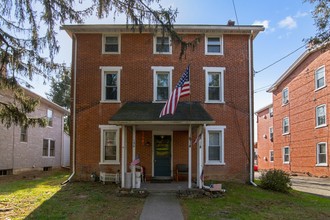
[208,73,220,87]
[106,73,117,86]
[20,127,27,142]
[156,37,170,52]
[105,37,118,52]
[207,45,220,53]
[106,87,117,100]
[209,146,220,160]
[319,144,326,153]
[209,88,220,100]
[157,37,169,44]
[284,155,289,162]
[104,131,116,161]
[207,37,221,53]
[316,67,325,88]
[105,146,116,160]
[47,109,53,127]
[208,37,220,44]
[157,73,169,87]
[105,45,118,52]
[156,45,169,52]
[43,139,48,156]
[157,87,168,100]
[209,132,220,145]
[319,154,326,164]
[106,37,118,44]
[50,140,55,157]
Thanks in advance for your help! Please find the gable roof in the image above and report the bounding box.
[255,103,273,114]
[109,102,214,125]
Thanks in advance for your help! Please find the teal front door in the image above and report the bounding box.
[154,135,171,177]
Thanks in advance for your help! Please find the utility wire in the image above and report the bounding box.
[232,0,240,25]
[254,43,308,75]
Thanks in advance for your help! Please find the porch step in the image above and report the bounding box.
[151,177,172,183]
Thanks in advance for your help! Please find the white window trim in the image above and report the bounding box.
[100,66,122,103]
[282,146,290,164]
[102,34,121,54]
[152,66,173,102]
[316,104,327,128]
[269,150,274,162]
[269,107,273,117]
[42,138,55,158]
[153,35,172,54]
[46,109,53,128]
[205,125,226,165]
[282,117,290,135]
[99,125,121,165]
[316,142,328,166]
[205,35,224,55]
[203,67,225,103]
[315,65,326,91]
[269,127,273,140]
[282,87,289,106]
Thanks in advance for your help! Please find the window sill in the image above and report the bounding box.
[315,124,327,129]
[99,162,120,165]
[281,102,289,107]
[283,162,290,164]
[205,162,226,166]
[205,101,225,104]
[315,85,326,92]
[153,52,172,55]
[282,132,290,136]
[42,156,55,158]
[315,164,328,167]
[152,100,167,103]
[205,53,223,56]
[100,100,121,104]
[102,52,120,55]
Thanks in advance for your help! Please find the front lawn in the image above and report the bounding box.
[181,182,330,219]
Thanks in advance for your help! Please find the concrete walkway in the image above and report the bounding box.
[139,192,184,220]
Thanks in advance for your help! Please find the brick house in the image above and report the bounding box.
[62,24,264,188]
[255,104,275,171]
[263,45,330,177]
[0,88,70,175]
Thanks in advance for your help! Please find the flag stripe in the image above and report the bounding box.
[159,65,190,117]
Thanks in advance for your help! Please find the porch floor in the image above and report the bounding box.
[140,181,197,192]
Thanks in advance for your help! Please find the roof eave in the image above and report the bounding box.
[108,120,216,125]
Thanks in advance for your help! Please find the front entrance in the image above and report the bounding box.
[154,135,171,177]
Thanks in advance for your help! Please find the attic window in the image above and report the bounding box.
[103,35,120,54]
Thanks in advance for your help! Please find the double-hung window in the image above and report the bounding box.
[154,36,172,54]
[316,104,326,127]
[204,67,225,103]
[152,66,173,102]
[315,66,325,90]
[103,35,120,54]
[20,126,28,142]
[282,117,289,134]
[100,66,122,102]
[316,143,327,166]
[269,107,273,117]
[43,139,55,157]
[269,127,274,141]
[99,125,120,164]
[205,126,226,165]
[283,146,290,164]
[282,88,289,105]
[270,150,274,162]
[47,109,53,127]
[205,36,223,55]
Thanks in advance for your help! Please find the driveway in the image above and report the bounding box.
[255,172,330,198]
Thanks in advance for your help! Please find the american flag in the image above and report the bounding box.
[159,65,190,117]
[130,154,140,166]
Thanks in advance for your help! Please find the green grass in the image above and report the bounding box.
[0,170,145,220]
[181,182,330,220]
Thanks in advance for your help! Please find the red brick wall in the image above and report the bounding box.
[72,31,253,182]
[272,49,330,177]
[256,107,274,171]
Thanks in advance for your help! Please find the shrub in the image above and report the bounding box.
[259,169,292,193]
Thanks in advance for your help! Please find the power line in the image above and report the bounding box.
[254,43,308,75]
[254,84,273,93]
[232,0,240,26]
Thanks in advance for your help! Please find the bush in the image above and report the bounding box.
[259,169,292,193]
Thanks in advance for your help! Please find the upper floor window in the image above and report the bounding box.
[203,67,225,103]
[315,66,325,90]
[316,104,326,127]
[270,150,274,162]
[282,88,289,105]
[154,36,172,54]
[269,107,273,117]
[205,126,226,165]
[103,35,120,54]
[205,36,223,55]
[47,109,53,127]
[282,117,289,135]
[283,146,290,164]
[152,66,173,102]
[100,66,122,102]
[99,125,120,164]
[43,139,55,157]
[269,127,274,141]
[316,142,327,166]
[20,126,28,142]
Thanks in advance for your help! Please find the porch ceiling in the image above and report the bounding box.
[109,102,215,125]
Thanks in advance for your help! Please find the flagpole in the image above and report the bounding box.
[188,64,192,115]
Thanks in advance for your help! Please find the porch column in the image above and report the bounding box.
[132,125,136,188]
[198,125,205,189]
[188,124,192,189]
[121,125,127,188]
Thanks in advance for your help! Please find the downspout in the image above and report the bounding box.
[62,33,77,184]
[249,31,257,187]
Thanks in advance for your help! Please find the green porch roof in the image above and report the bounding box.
[109,102,214,125]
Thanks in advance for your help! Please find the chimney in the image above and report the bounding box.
[227,20,235,26]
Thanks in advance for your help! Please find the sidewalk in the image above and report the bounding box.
[139,192,184,220]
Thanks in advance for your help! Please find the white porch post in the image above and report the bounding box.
[188,124,192,189]
[198,125,205,189]
[121,125,126,188]
[132,125,136,188]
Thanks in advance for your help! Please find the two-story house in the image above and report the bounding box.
[0,88,70,175]
[62,24,264,188]
[264,45,330,177]
[255,104,275,171]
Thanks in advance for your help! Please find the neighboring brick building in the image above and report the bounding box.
[255,104,275,171]
[263,45,330,177]
[0,88,70,175]
[62,24,264,187]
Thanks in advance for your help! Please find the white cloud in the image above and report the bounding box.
[253,20,270,29]
[278,16,297,29]
[294,11,309,18]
